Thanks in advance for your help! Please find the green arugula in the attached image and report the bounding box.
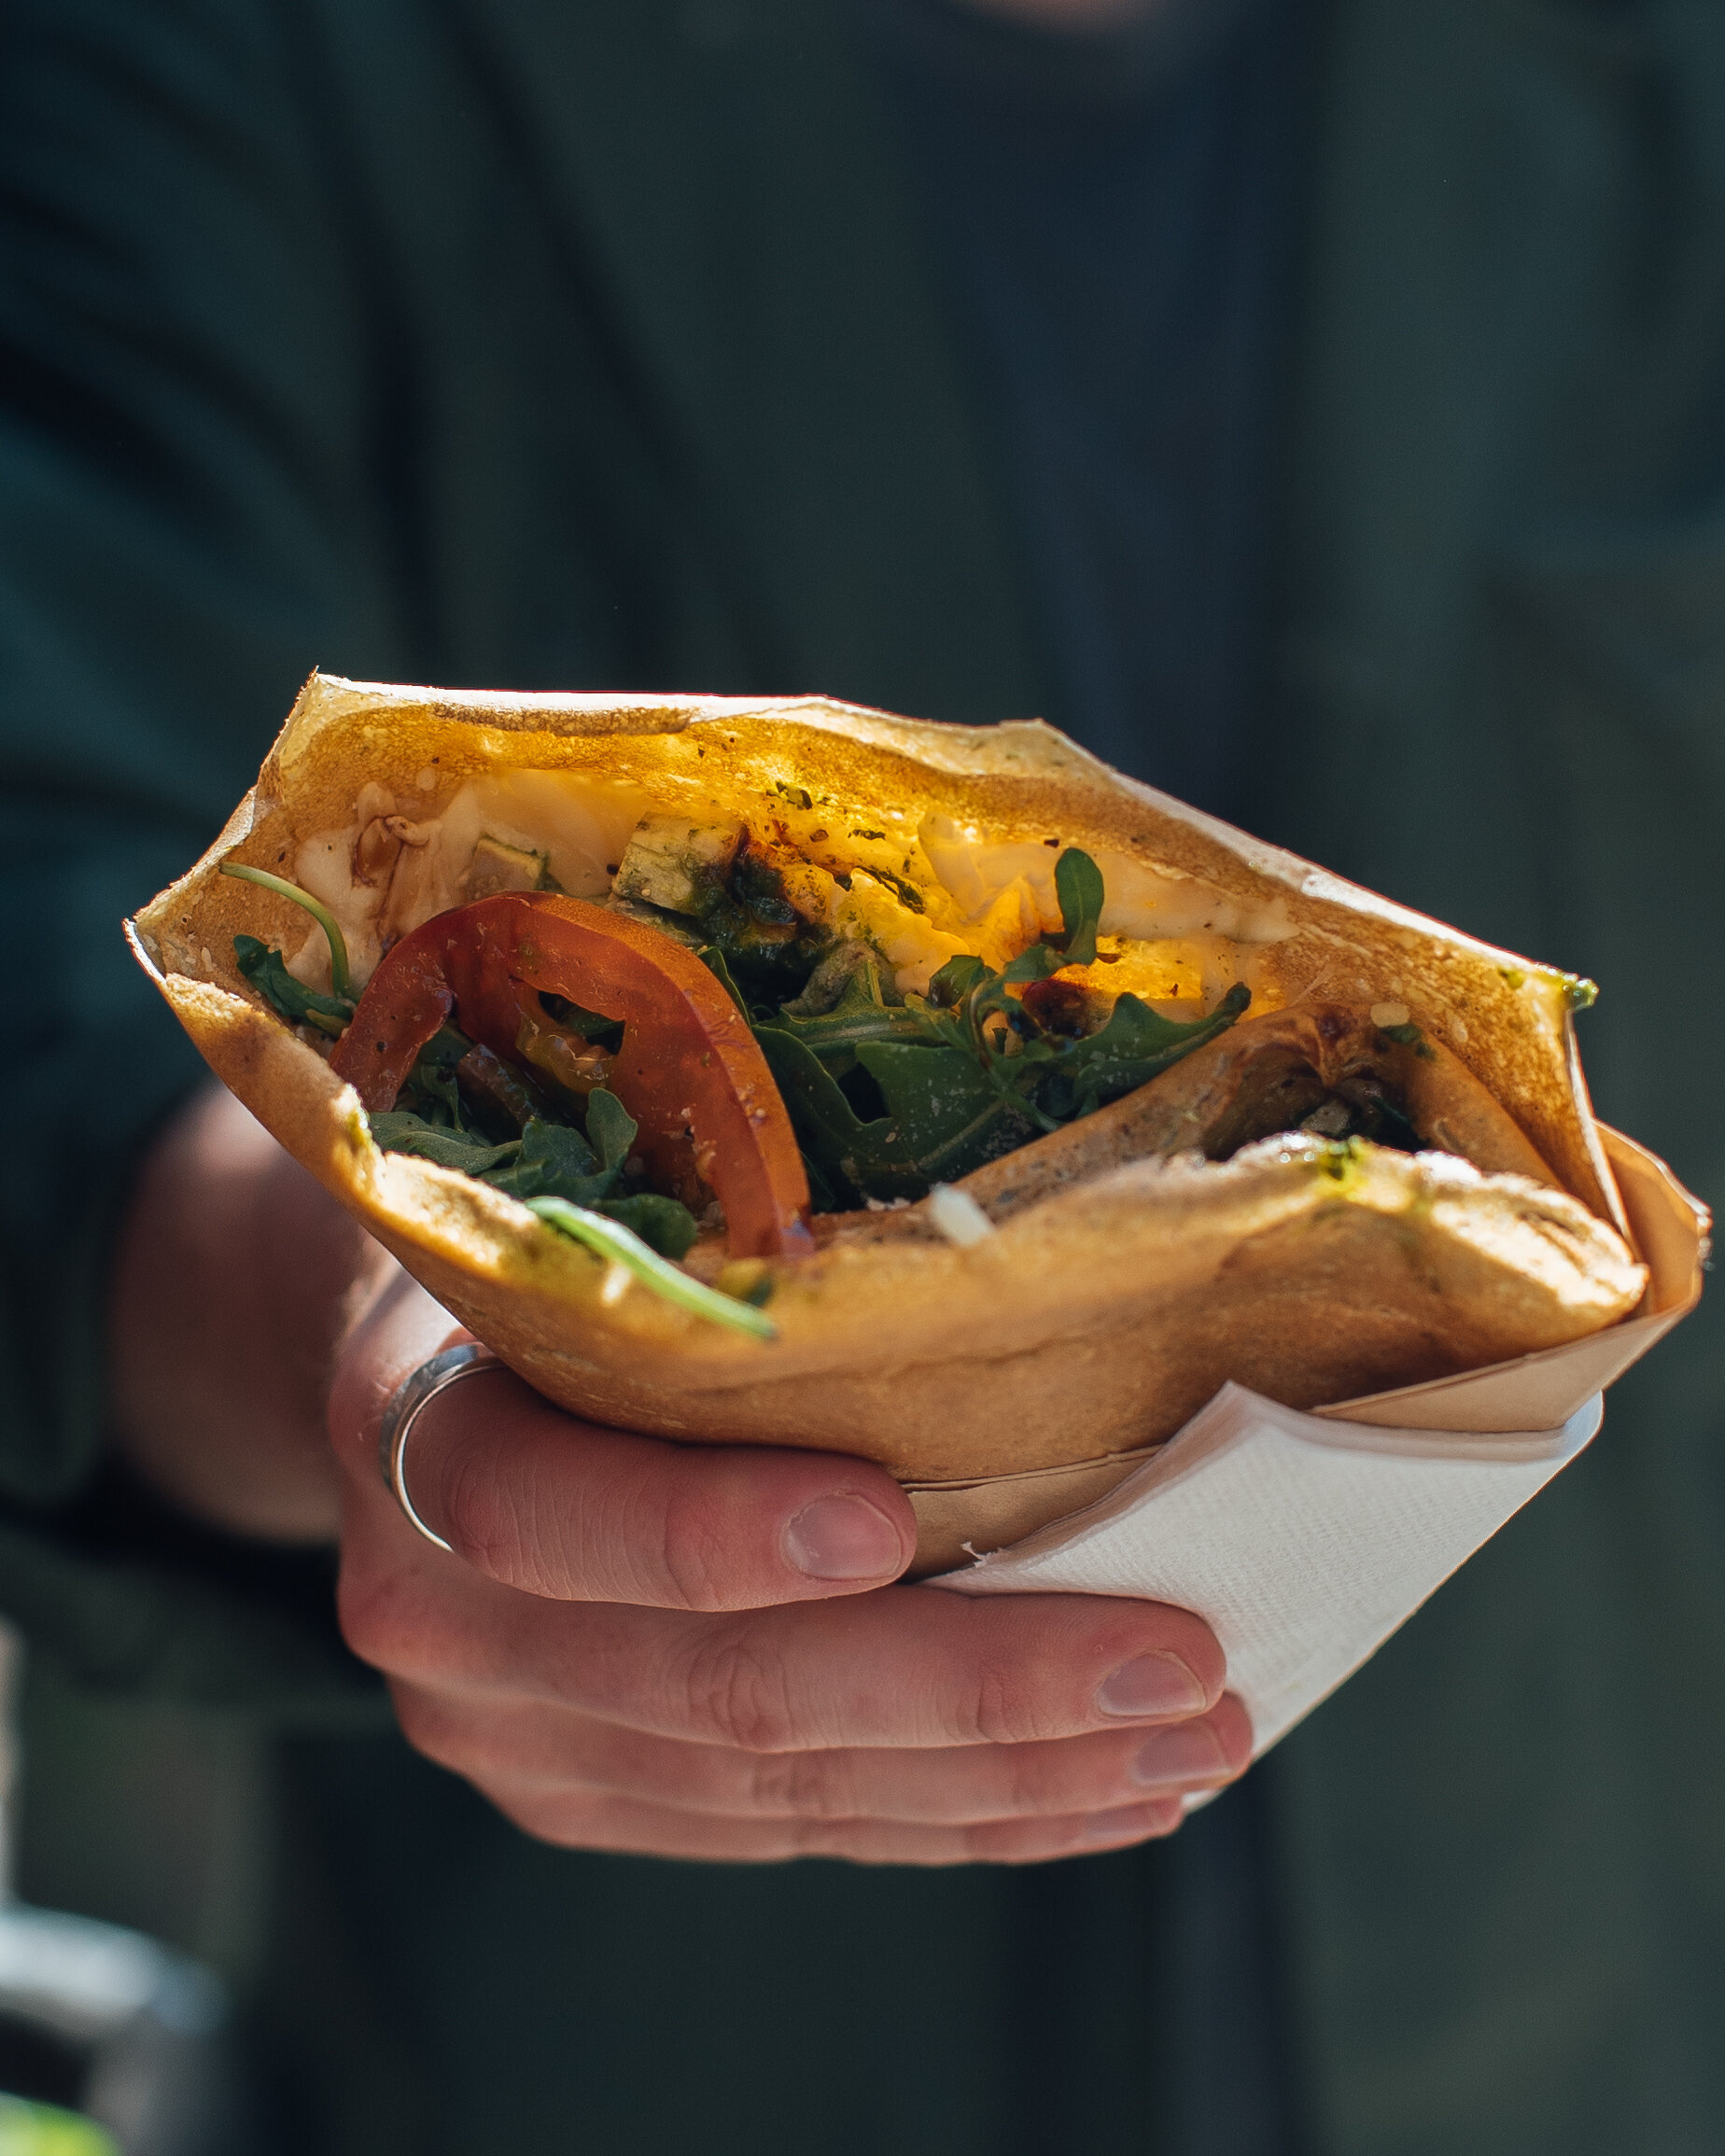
[749,848,1248,1206]
[754,1025,1032,1204]
[1053,846,1104,967]
[232,935,356,1038]
[699,943,751,1015]
[366,1114,519,1175]
[526,1198,773,1337]
[756,955,927,1073]
[370,1088,697,1257]
[484,1120,615,1206]
[1023,980,1252,1119]
[584,1087,638,1173]
[221,861,353,999]
[238,838,1246,1257]
[395,1025,471,1128]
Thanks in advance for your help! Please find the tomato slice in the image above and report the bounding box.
[330,893,813,1258]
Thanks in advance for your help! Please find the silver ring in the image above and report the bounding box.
[378,1343,502,1551]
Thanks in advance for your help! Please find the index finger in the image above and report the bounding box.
[330,1273,916,1610]
[349,1561,1227,1753]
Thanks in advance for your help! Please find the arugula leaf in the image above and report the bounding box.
[593,1194,699,1259]
[483,1120,610,1205]
[221,864,353,999]
[754,1026,1030,1203]
[750,848,1249,1203]
[926,953,990,1008]
[911,942,1058,1080]
[489,1093,692,1255]
[397,1024,474,1131]
[370,1099,699,1256]
[1049,982,1252,1117]
[699,944,751,1016]
[367,1112,520,1174]
[583,1087,638,1175]
[751,1028,877,1187]
[232,935,355,1037]
[526,1197,775,1338]
[800,1149,840,1212]
[1053,847,1104,968]
[853,1042,1033,1183]
[759,958,925,1077]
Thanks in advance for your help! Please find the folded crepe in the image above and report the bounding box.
[128,673,1647,1483]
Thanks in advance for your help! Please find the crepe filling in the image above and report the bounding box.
[218,792,1548,1332]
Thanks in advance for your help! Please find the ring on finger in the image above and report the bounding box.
[378,1342,502,1551]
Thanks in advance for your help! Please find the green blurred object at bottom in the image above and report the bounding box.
[0,2096,116,2156]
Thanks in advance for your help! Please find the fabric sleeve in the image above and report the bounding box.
[0,0,414,1710]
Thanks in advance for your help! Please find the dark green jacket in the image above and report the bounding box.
[4,3,1722,2150]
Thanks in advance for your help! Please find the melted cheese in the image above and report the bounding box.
[296,768,1291,1014]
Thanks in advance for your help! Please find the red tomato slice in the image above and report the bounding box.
[330,893,813,1258]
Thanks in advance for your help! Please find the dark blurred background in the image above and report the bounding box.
[4,0,1724,2151]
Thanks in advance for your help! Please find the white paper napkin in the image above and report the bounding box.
[930,1381,1604,1757]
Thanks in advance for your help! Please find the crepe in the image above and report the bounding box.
[128,673,1647,1483]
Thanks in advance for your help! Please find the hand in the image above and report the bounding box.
[110,1082,379,1539]
[111,1085,1252,1865]
[330,1272,1253,1866]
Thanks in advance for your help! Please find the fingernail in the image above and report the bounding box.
[783,1495,903,1581]
[1095,1651,1208,1719]
[1129,1723,1228,1789]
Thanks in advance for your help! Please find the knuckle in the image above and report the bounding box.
[747,1747,855,1822]
[742,1749,802,1815]
[965,1647,1061,1747]
[337,1563,432,1675]
[1001,1744,1074,1816]
[652,1479,736,1612]
[389,1687,480,1776]
[679,1623,799,1752]
[440,1445,526,1581]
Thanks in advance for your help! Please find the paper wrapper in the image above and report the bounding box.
[932,1386,1604,1759]
[912,1127,1704,1749]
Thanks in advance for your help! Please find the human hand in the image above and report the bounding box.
[330,1271,1253,1866]
[110,1082,383,1540]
